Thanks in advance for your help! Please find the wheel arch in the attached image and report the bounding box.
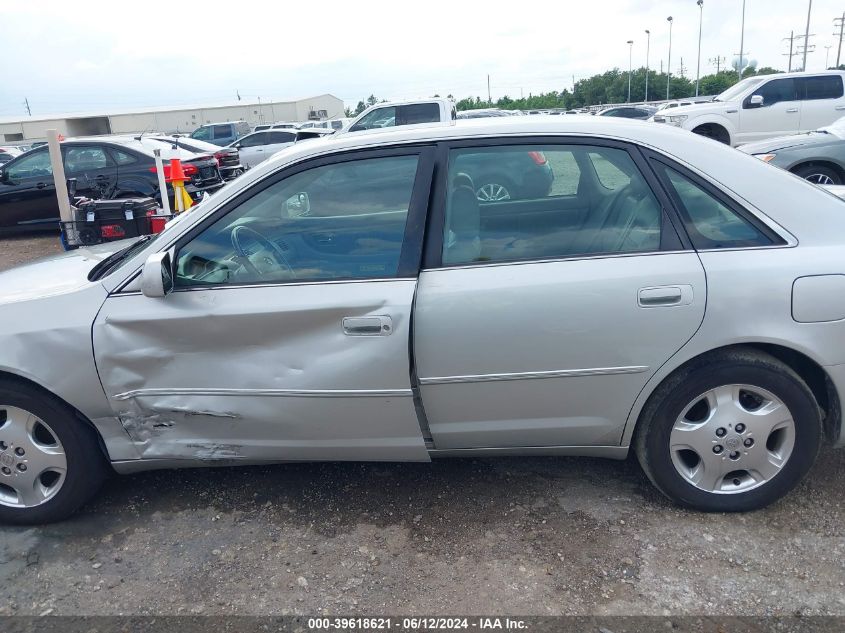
[691,122,732,145]
[684,115,736,144]
[0,369,113,465]
[625,342,841,447]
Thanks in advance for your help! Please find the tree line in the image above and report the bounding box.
[345,64,845,117]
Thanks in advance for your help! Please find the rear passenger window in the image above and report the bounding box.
[657,164,774,249]
[213,125,232,140]
[443,145,663,265]
[802,76,844,100]
[396,103,440,125]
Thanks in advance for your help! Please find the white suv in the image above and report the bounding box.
[653,71,845,146]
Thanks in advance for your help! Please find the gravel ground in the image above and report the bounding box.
[0,234,843,617]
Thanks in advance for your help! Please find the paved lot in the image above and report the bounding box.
[0,234,844,616]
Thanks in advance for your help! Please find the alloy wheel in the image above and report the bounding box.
[804,173,836,185]
[476,183,512,202]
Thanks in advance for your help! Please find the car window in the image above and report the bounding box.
[213,125,233,140]
[349,107,396,132]
[442,145,662,265]
[396,103,440,125]
[174,154,420,287]
[657,164,774,249]
[5,148,52,179]
[268,131,296,144]
[191,126,212,141]
[748,78,798,107]
[64,146,111,173]
[801,75,844,100]
[238,132,267,148]
[111,149,137,165]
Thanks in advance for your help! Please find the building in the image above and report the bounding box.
[0,94,345,142]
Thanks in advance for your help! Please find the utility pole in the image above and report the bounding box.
[487,74,491,105]
[784,31,796,72]
[797,42,816,70]
[666,16,674,100]
[23,98,31,116]
[645,29,651,102]
[696,0,704,96]
[834,12,845,67]
[710,56,725,73]
[679,57,687,79]
[627,40,634,103]
[826,44,833,69]
[803,0,813,72]
[738,0,747,79]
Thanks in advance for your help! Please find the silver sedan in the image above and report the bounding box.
[0,117,843,523]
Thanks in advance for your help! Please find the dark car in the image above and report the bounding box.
[0,137,224,234]
[150,136,244,180]
[453,148,555,202]
[597,105,658,120]
[738,116,845,185]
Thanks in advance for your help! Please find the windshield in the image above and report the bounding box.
[820,115,845,139]
[714,77,766,102]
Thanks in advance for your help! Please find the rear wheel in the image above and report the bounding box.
[635,349,822,512]
[0,381,108,524]
[793,164,842,186]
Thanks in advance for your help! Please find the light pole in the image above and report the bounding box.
[738,0,746,78]
[803,0,813,73]
[667,16,674,100]
[826,44,833,69]
[627,40,634,102]
[644,29,651,102]
[696,0,704,96]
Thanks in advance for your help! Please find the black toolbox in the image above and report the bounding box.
[61,197,165,247]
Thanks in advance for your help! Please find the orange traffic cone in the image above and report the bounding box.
[164,158,193,213]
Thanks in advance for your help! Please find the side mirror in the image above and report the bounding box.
[141,251,174,298]
[748,94,764,108]
[285,192,311,217]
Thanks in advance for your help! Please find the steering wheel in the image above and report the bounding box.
[230,225,295,279]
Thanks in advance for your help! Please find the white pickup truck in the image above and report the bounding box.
[653,70,845,146]
[338,98,456,134]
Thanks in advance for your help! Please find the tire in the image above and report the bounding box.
[634,348,822,512]
[792,164,842,186]
[0,381,108,524]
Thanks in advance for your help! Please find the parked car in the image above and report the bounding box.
[149,136,244,181]
[456,109,511,119]
[0,137,223,233]
[656,101,694,111]
[314,118,352,131]
[737,115,845,184]
[340,99,456,134]
[653,71,845,146]
[252,124,272,132]
[189,121,251,146]
[597,105,658,120]
[0,117,843,522]
[229,129,298,168]
[453,147,554,201]
[0,146,23,165]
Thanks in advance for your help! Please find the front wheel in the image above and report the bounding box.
[634,349,822,512]
[793,164,842,186]
[0,381,108,524]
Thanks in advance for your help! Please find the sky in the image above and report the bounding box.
[1,0,843,118]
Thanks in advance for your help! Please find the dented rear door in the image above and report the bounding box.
[92,147,435,464]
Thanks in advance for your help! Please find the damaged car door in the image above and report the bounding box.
[92,147,434,464]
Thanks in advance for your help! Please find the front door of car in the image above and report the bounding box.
[0,147,58,231]
[92,147,434,463]
[236,132,268,169]
[413,140,707,449]
[737,77,802,144]
[63,145,118,200]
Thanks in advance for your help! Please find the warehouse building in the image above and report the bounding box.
[0,94,345,142]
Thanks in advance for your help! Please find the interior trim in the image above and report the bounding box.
[419,365,649,385]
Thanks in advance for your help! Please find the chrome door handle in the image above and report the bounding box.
[786,108,799,113]
[342,315,393,336]
[638,285,693,308]
[836,105,845,110]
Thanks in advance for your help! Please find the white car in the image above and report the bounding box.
[229,129,298,168]
[339,99,456,135]
[652,70,845,146]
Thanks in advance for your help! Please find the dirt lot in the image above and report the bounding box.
[0,234,844,617]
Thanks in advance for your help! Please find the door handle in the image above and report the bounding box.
[836,105,845,110]
[36,182,47,189]
[342,315,393,336]
[638,285,693,308]
[786,108,799,113]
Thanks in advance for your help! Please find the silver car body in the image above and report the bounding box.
[1,117,844,475]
